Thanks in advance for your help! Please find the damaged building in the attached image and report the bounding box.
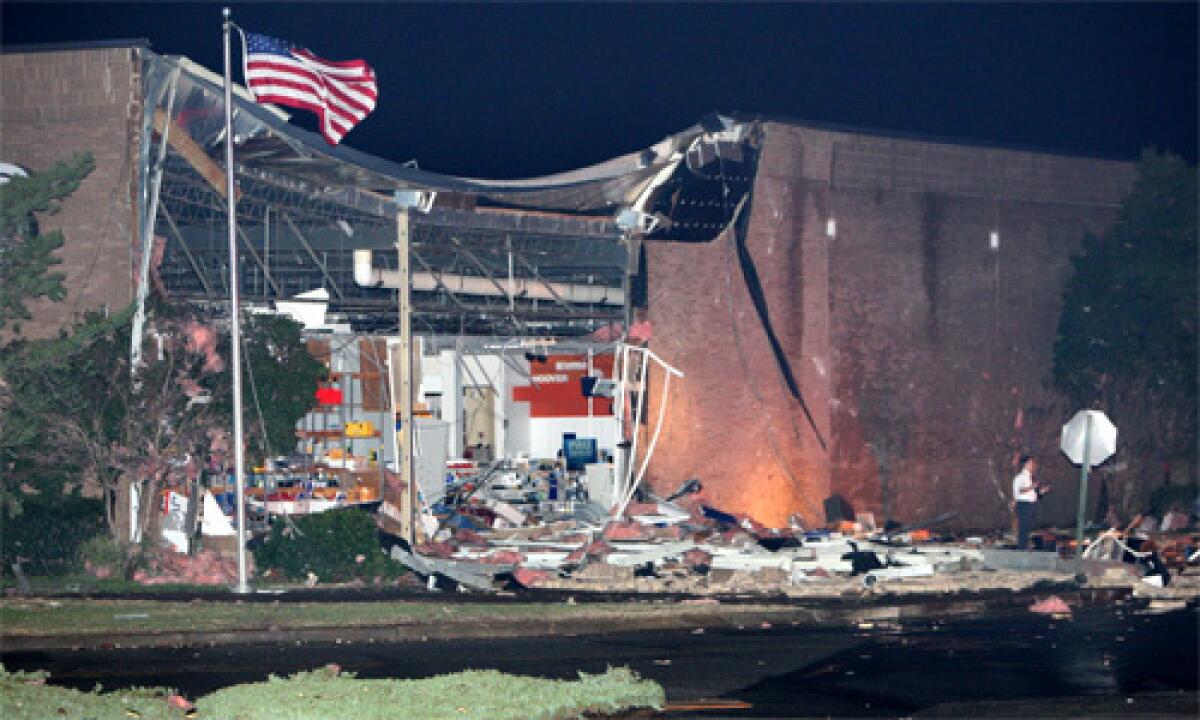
[2,40,1141,538]
[642,123,1136,530]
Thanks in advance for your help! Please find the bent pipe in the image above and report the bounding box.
[352,249,624,306]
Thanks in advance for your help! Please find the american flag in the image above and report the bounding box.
[243,31,378,145]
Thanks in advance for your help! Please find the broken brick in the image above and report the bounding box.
[417,542,456,559]
[603,521,651,541]
[681,547,713,570]
[1029,595,1071,615]
[513,568,553,587]
[452,528,488,545]
[625,502,661,516]
[479,550,525,565]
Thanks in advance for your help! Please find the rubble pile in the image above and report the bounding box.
[131,548,253,586]
[376,464,1198,598]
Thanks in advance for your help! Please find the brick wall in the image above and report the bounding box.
[646,122,1135,530]
[1,46,143,339]
[643,125,834,527]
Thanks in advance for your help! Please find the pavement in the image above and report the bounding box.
[4,565,1197,719]
[5,534,1199,662]
[4,564,1198,653]
[5,602,1197,719]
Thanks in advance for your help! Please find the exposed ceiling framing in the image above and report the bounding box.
[141,52,754,339]
[147,56,630,338]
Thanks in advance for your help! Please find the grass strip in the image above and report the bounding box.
[199,666,664,720]
[0,665,665,720]
[0,575,232,595]
[1,667,183,720]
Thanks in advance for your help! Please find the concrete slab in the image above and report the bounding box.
[981,547,1079,573]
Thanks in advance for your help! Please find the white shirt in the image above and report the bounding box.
[1013,468,1037,503]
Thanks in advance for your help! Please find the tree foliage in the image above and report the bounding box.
[254,508,399,582]
[0,154,95,335]
[217,313,323,462]
[1053,151,1198,477]
[1,306,213,536]
[0,306,321,542]
[0,493,106,576]
[0,151,321,539]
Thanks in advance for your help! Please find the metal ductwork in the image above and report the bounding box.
[352,249,624,306]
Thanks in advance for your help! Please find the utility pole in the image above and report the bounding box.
[395,206,416,545]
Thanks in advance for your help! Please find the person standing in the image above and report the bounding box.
[1012,454,1045,550]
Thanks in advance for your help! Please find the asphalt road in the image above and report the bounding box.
[5,605,1197,718]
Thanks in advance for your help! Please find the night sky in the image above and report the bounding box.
[3,2,1196,178]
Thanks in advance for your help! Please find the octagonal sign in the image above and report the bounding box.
[1060,410,1117,467]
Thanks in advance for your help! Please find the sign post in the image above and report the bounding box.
[1060,410,1118,552]
[1074,412,1092,552]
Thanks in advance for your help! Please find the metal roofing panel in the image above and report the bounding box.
[153,51,705,215]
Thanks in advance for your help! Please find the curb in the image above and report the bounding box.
[0,581,1113,652]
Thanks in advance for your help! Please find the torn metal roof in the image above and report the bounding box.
[145,50,757,337]
[158,54,733,218]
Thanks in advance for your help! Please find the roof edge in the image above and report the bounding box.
[737,112,1138,165]
[1,38,151,54]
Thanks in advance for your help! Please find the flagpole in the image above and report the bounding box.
[223,6,251,594]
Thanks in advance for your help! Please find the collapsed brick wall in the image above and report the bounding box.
[646,122,1134,530]
[1,46,143,340]
[643,125,833,528]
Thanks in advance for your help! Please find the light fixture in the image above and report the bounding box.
[989,230,1000,251]
[394,189,437,213]
[615,208,660,234]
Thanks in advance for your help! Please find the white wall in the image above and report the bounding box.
[419,348,461,456]
[419,349,512,460]
[501,362,530,458]
[409,345,619,463]
[527,416,618,460]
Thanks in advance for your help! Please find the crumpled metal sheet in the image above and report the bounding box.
[147,51,736,216]
[388,543,506,592]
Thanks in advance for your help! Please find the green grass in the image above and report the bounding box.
[0,667,184,720]
[1,597,793,637]
[199,666,664,720]
[0,573,230,595]
[0,665,664,720]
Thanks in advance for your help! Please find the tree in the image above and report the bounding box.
[218,312,324,462]
[0,154,93,517]
[0,305,321,544]
[2,306,216,537]
[0,151,321,541]
[1053,150,1198,512]
[0,154,95,336]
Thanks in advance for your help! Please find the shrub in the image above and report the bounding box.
[76,534,128,577]
[253,508,402,582]
[1,493,105,576]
